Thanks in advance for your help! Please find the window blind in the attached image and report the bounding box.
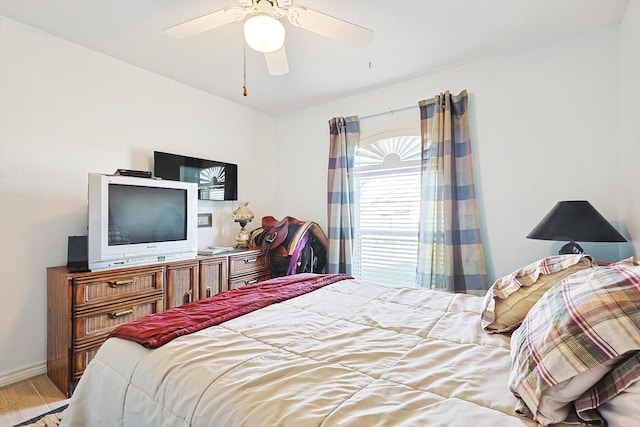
[353,169,421,287]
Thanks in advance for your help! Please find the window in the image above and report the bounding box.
[353,135,421,287]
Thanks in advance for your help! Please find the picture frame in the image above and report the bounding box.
[198,213,212,228]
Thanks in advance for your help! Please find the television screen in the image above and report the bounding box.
[154,151,238,201]
[108,184,187,245]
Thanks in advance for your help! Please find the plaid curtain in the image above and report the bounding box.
[327,116,359,274]
[416,90,488,294]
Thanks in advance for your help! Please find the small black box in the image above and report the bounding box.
[114,169,152,178]
[67,235,89,272]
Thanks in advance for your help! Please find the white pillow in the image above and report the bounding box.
[599,378,640,427]
[534,358,620,425]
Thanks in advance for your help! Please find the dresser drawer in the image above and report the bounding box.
[229,250,268,276]
[228,269,271,290]
[72,345,100,382]
[73,266,164,307]
[73,296,163,342]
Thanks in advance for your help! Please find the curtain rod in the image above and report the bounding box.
[358,104,418,121]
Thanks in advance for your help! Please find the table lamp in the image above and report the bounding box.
[527,200,626,254]
[232,201,255,248]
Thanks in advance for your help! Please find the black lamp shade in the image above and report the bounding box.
[527,201,626,245]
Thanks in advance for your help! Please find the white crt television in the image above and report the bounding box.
[88,173,198,271]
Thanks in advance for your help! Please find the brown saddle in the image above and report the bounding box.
[254,216,303,256]
[251,216,330,276]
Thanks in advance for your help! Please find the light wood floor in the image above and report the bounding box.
[0,375,68,426]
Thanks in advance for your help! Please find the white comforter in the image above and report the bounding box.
[62,279,554,427]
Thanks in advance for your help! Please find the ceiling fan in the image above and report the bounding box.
[164,0,374,76]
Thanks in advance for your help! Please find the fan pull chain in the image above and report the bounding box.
[242,43,248,97]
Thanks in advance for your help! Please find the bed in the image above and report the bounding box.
[60,256,640,427]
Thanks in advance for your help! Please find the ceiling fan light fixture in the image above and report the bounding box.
[244,14,285,53]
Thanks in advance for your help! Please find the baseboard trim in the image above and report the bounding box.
[0,361,47,388]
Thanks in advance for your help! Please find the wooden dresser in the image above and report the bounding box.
[47,248,269,397]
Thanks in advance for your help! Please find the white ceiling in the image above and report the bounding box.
[0,0,630,116]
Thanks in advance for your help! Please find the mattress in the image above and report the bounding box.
[61,277,568,426]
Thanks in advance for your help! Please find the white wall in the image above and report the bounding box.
[0,17,277,383]
[619,1,640,256]
[274,26,626,282]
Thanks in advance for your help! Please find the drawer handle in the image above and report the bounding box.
[245,279,258,285]
[109,308,134,319]
[184,290,193,304]
[206,287,212,298]
[109,279,135,288]
[243,258,258,264]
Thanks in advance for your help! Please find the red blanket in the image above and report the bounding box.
[109,273,352,349]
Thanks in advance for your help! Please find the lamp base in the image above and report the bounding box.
[235,223,251,249]
[559,241,584,255]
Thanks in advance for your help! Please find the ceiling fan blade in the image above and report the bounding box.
[286,6,373,48]
[264,46,289,76]
[164,7,249,39]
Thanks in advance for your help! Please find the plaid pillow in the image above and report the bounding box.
[509,263,640,425]
[481,254,594,333]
